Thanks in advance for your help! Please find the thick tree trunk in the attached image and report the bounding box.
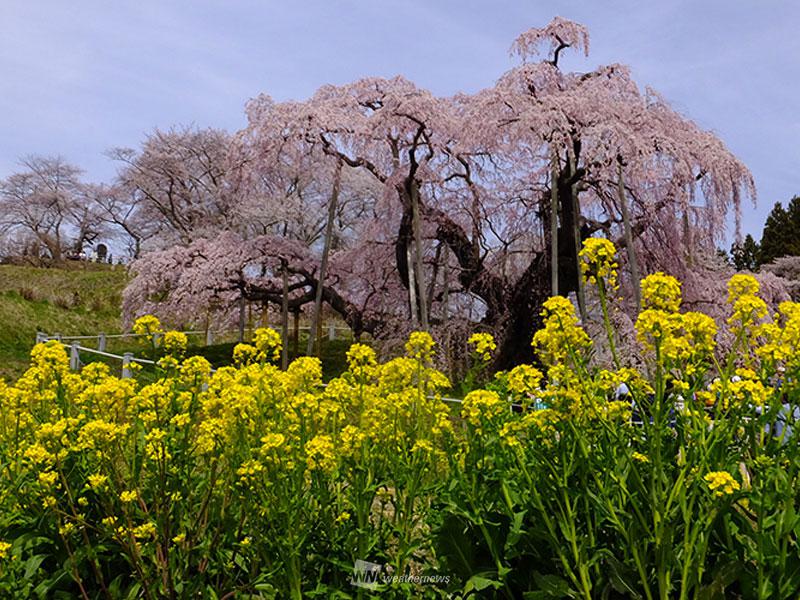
[427,243,443,316]
[424,153,585,370]
[492,253,551,369]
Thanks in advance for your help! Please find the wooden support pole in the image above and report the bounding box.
[307,161,342,356]
[122,353,133,379]
[617,160,642,310]
[442,251,450,320]
[550,150,559,297]
[569,150,587,322]
[427,242,442,319]
[410,182,429,330]
[292,310,300,358]
[237,293,246,343]
[69,343,80,371]
[281,261,289,370]
[407,244,419,323]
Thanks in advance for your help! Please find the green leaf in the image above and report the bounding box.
[532,572,572,598]
[696,559,742,600]
[23,554,46,579]
[601,554,642,598]
[464,574,503,592]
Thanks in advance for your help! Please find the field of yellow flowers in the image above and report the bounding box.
[2,240,800,598]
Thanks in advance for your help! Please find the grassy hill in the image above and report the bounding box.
[0,262,355,382]
[0,263,127,380]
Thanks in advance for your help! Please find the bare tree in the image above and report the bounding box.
[0,156,106,262]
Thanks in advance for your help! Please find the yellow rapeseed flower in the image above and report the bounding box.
[532,296,592,366]
[468,332,496,362]
[253,327,282,362]
[119,490,138,503]
[728,294,768,331]
[461,390,506,429]
[233,343,259,366]
[704,471,740,497]
[507,364,543,397]
[579,238,619,289]
[641,272,682,312]
[346,343,377,371]
[727,274,760,304]
[405,331,436,363]
[305,435,336,473]
[162,331,188,357]
[132,314,162,340]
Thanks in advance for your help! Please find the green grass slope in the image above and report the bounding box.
[0,263,360,382]
[0,263,127,380]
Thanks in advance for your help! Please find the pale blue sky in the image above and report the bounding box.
[1,1,797,240]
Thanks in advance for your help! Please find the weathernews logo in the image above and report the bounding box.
[349,559,451,590]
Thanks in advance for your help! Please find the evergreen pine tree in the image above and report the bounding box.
[731,234,760,271]
[758,199,800,265]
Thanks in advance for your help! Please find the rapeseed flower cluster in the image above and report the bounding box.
[641,272,682,312]
[405,331,436,363]
[162,331,188,357]
[532,296,592,367]
[468,332,496,362]
[132,314,163,340]
[704,471,740,497]
[579,237,619,289]
[507,364,543,399]
[635,272,718,371]
[254,327,283,362]
[0,326,467,593]
[727,274,767,335]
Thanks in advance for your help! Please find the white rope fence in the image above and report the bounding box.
[33,333,472,406]
[37,324,354,351]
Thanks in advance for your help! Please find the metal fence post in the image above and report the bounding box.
[206,329,214,346]
[54,332,62,342]
[98,333,107,352]
[328,322,335,341]
[35,332,46,344]
[122,353,133,378]
[69,343,80,371]
[152,332,162,347]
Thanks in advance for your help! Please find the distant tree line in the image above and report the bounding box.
[728,196,800,271]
